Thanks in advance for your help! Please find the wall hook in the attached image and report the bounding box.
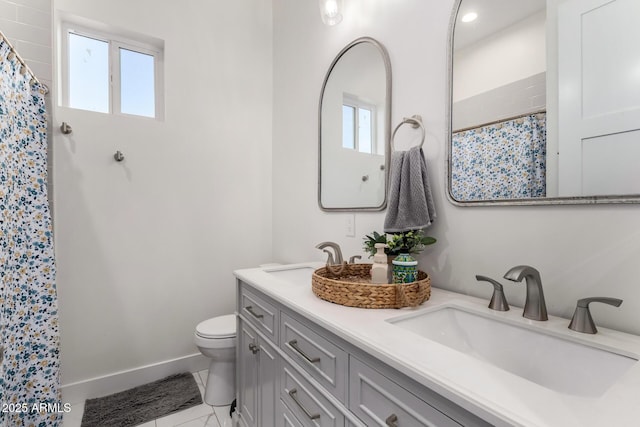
[60,122,73,134]
[113,151,125,162]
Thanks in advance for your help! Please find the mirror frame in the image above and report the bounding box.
[446,0,640,206]
[318,37,392,212]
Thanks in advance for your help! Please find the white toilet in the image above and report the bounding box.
[194,314,237,406]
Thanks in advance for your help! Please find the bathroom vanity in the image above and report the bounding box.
[234,263,640,427]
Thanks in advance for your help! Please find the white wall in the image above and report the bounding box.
[52,0,273,391]
[453,10,546,103]
[272,0,640,336]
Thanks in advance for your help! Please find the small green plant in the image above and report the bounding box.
[363,230,436,257]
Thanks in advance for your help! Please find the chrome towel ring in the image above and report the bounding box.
[391,115,425,151]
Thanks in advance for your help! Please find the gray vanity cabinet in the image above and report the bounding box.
[238,318,279,427]
[236,280,492,427]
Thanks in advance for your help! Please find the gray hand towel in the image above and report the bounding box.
[384,146,436,233]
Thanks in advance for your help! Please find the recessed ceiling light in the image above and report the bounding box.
[461,12,478,23]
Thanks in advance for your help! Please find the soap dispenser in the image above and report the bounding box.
[370,243,389,284]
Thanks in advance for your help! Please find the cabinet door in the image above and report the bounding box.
[239,320,259,427]
[238,318,281,427]
[258,336,279,427]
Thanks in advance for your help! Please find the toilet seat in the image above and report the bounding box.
[195,314,236,339]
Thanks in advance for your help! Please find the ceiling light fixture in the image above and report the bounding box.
[320,0,343,26]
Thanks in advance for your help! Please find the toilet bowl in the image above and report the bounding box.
[194,314,237,406]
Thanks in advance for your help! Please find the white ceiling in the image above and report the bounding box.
[454,0,546,50]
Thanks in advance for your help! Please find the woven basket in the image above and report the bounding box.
[312,263,431,309]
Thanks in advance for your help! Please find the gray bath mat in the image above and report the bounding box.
[81,372,202,427]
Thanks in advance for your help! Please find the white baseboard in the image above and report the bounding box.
[61,353,209,404]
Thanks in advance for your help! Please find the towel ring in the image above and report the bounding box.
[391,115,425,151]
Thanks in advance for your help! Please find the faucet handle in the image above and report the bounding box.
[475,275,510,311]
[349,255,362,264]
[576,297,623,308]
[568,297,623,334]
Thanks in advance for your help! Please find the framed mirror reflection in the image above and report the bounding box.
[318,37,391,211]
[448,0,640,205]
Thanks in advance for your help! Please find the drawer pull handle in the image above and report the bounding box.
[385,414,399,427]
[288,339,320,363]
[245,305,264,319]
[248,343,260,354]
[288,388,320,420]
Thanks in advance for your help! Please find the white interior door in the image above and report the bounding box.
[558,0,640,196]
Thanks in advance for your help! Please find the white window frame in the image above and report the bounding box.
[60,22,164,120]
[342,103,357,150]
[342,93,377,154]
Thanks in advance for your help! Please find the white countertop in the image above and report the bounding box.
[234,263,640,427]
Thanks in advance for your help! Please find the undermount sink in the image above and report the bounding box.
[264,265,316,284]
[388,305,638,397]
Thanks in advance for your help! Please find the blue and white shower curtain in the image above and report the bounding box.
[451,113,546,201]
[0,38,62,426]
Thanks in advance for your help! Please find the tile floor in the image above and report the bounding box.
[63,370,234,427]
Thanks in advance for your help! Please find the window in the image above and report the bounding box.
[119,48,155,117]
[62,23,163,119]
[342,94,376,154]
[68,33,109,113]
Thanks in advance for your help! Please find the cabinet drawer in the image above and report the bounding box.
[281,359,345,427]
[240,285,279,342]
[277,398,304,427]
[349,356,462,427]
[281,313,347,402]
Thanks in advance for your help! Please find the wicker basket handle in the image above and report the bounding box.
[395,281,426,308]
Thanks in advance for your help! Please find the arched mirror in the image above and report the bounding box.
[319,37,391,211]
[448,0,640,205]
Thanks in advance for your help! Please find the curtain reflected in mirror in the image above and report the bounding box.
[452,112,546,200]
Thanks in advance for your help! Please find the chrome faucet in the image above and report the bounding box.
[503,265,548,321]
[568,297,623,334]
[315,241,344,265]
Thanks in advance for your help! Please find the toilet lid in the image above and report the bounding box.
[196,314,236,339]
